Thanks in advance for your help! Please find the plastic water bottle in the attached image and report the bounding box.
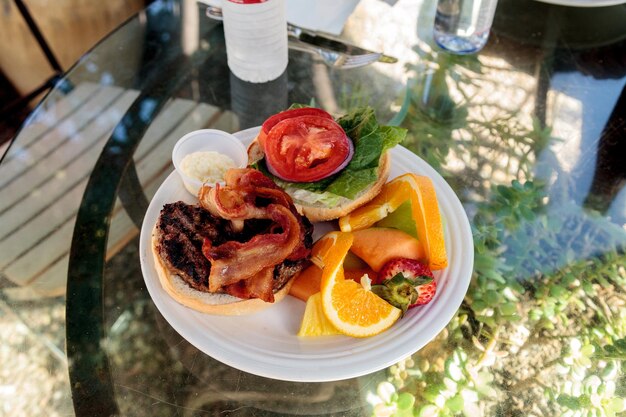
[222,0,288,83]
[433,0,498,54]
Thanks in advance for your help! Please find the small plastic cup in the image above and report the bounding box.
[172,129,248,196]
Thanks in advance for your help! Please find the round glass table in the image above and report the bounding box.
[1,0,625,415]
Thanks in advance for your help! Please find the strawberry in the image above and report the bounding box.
[371,258,436,315]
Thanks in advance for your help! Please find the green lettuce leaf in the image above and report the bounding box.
[380,125,408,152]
[326,167,379,198]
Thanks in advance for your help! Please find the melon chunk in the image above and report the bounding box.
[290,264,322,301]
[343,251,369,270]
[351,227,425,272]
[344,267,378,283]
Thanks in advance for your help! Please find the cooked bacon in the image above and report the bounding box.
[199,172,293,219]
[202,203,301,291]
[198,168,311,296]
[224,168,280,190]
[222,267,275,302]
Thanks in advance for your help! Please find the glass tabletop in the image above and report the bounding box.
[1,0,625,415]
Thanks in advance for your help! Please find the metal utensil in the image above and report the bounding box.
[287,24,397,68]
[288,38,384,69]
[205,5,397,69]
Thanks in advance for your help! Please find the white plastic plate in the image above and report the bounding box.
[139,126,474,382]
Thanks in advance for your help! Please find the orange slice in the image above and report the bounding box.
[310,232,339,268]
[297,293,342,337]
[408,175,448,270]
[320,232,401,338]
[338,174,447,270]
[338,178,409,232]
[290,232,346,302]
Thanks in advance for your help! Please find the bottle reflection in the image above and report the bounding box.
[413,63,457,123]
[229,70,288,130]
[409,52,475,126]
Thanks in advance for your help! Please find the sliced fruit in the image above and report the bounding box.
[338,176,409,232]
[310,232,340,268]
[350,227,425,272]
[298,292,342,337]
[408,175,448,270]
[372,258,437,314]
[344,267,378,283]
[339,173,447,270]
[320,231,401,338]
[319,231,353,274]
[290,252,378,301]
[290,264,322,301]
[343,250,369,270]
[375,200,418,239]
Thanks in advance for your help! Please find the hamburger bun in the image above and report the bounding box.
[247,138,390,222]
[151,225,294,316]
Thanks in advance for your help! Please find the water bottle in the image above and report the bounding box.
[433,0,498,54]
[222,0,288,83]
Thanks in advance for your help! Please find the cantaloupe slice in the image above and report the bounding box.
[344,267,378,282]
[343,251,368,270]
[350,227,426,272]
[290,264,322,301]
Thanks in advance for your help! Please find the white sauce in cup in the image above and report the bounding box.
[180,151,236,184]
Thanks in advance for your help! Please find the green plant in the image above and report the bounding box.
[371,44,626,417]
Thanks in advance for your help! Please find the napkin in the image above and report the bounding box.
[198,0,360,36]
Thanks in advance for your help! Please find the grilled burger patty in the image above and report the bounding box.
[155,201,313,294]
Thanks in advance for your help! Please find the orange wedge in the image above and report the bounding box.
[310,232,339,268]
[338,174,447,270]
[338,178,409,232]
[320,232,401,338]
[409,175,448,270]
[290,232,346,302]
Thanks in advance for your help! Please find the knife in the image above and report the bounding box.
[205,5,397,64]
[287,24,397,64]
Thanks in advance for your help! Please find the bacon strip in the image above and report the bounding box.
[202,203,300,291]
[222,267,275,303]
[224,168,280,190]
[198,168,310,297]
[199,176,293,219]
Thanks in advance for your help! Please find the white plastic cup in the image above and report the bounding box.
[222,0,288,83]
[172,129,248,196]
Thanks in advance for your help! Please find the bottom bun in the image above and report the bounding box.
[151,228,294,316]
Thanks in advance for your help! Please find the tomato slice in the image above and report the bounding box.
[258,108,333,147]
[263,115,353,183]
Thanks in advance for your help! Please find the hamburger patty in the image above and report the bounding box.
[154,201,313,294]
[156,202,230,291]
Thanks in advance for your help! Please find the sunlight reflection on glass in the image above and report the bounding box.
[546,91,583,174]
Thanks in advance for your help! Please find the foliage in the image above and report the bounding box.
[369,44,626,417]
